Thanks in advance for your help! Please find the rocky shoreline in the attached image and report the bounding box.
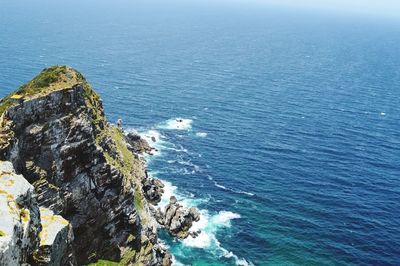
[0,66,200,265]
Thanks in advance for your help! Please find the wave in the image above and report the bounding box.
[136,119,251,265]
[158,118,193,130]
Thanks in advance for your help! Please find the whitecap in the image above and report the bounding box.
[195,132,208,138]
[159,118,193,130]
[213,180,254,196]
[380,112,386,116]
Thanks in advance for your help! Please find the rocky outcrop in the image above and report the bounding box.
[0,161,41,265]
[125,132,156,155]
[0,66,171,265]
[154,196,201,239]
[0,66,199,265]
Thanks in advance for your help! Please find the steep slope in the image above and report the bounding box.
[0,66,171,265]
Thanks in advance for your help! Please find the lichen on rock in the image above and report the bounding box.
[0,161,41,265]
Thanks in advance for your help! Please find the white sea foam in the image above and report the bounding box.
[135,120,251,265]
[181,209,251,265]
[152,174,251,265]
[134,128,167,157]
[195,132,208,138]
[159,118,193,130]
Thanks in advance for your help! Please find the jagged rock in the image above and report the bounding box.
[125,132,154,155]
[0,161,41,265]
[0,161,74,266]
[142,175,165,205]
[0,66,171,265]
[32,207,75,266]
[161,196,201,239]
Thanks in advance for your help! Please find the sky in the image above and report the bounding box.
[267,0,399,18]
[204,0,400,20]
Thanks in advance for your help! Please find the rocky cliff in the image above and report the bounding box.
[0,66,186,265]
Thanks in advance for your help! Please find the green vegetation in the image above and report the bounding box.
[97,127,145,214]
[134,187,144,212]
[87,248,137,266]
[22,65,68,91]
[0,230,5,237]
[0,65,96,116]
[0,101,13,116]
[87,259,120,266]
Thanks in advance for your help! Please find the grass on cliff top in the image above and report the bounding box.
[0,65,104,122]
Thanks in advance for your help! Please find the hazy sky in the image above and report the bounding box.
[250,0,400,19]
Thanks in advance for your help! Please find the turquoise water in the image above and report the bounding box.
[1,1,400,265]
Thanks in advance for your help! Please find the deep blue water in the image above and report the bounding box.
[1,1,400,265]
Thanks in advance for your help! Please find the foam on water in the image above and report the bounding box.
[158,118,193,130]
[156,175,249,265]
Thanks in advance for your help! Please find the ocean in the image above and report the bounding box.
[1,0,400,265]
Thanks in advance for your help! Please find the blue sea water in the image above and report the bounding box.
[1,0,400,265]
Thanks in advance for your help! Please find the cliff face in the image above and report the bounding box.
[0,66,171,265]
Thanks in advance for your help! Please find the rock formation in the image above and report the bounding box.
[154,196,201,239]
[0,161,74,265]
[142,174,165,205]
[0,66,196,265]
[125,132,155,155]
